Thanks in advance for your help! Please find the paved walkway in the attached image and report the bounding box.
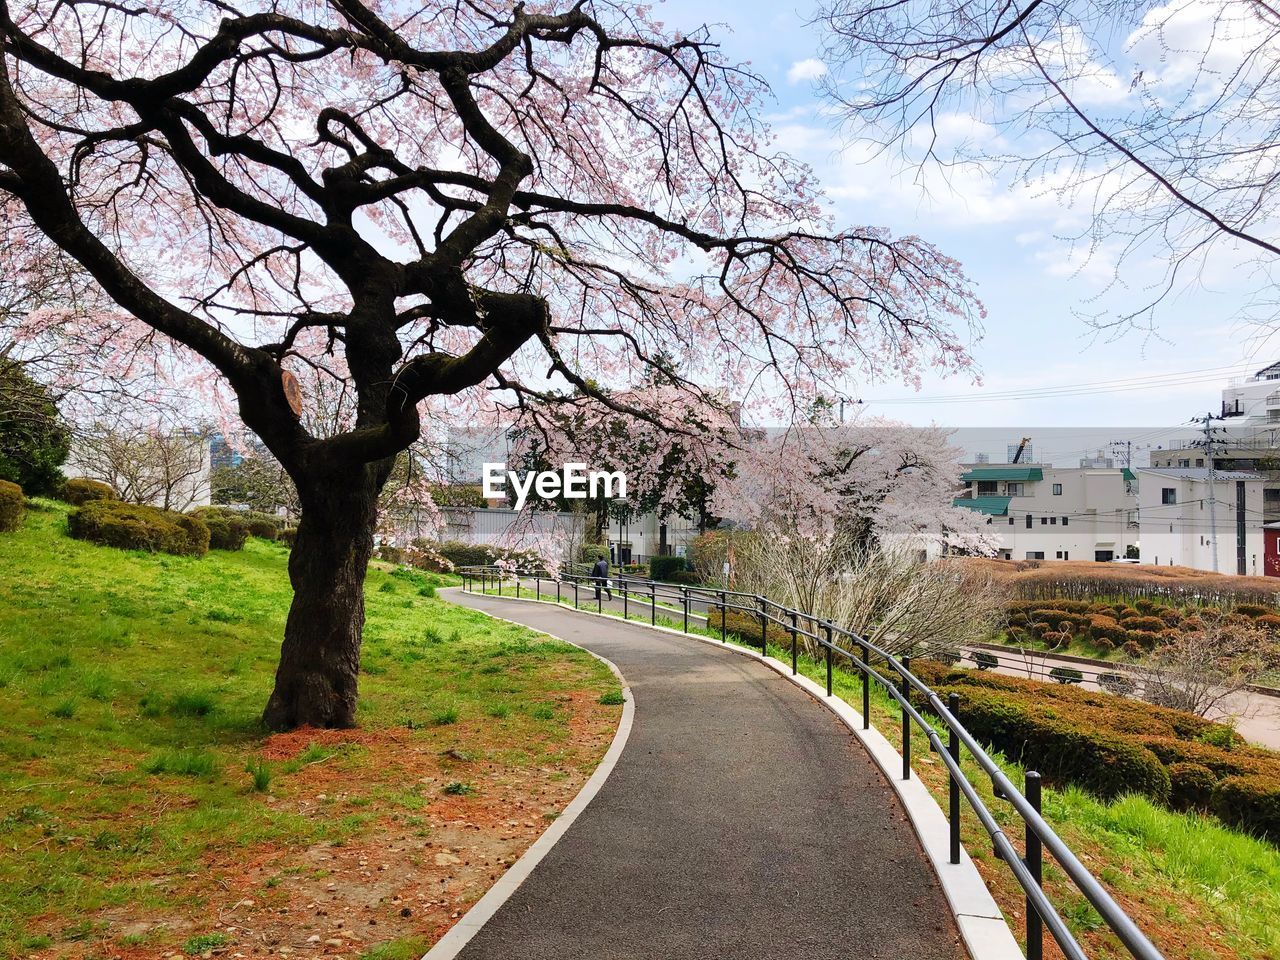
[447,588,966,960]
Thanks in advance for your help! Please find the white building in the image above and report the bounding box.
[1136,467,1264,575]
[953,464,1139,562]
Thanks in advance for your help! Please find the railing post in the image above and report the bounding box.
[824,623,833,697]
[901,655,911,781]
[789,610,798,676]
[497,574,502,596]
[682,589,689,632]
[536,576,540,601]
[719,591,727,642]
[598,578,603,613]
[556,578,561,604]
[651,581,656,625]
[1026,771,1043,960]
[860,642,870,730]
[758,598,768,655]
[948,693,961,865]
[516,576,521,599]
[573,580,578,609]
[623,581,628,619]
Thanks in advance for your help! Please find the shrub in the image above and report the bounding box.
[1121,640,1143,659]
[972,651,999,670]
[246,517,279,539]
[1098,671,1137,696]
[60,477,117,505]
[198,512,248,551]
[1049,666,1084,685]
[950,688,1170,802]
[1042,631,1071,649]
[0,479,24,532]
[280,526,298,546]
[665,569,701,586]
[1257,614,1280,632]
[1168,763,1218,811]
[1158,608,1184,626]
[1235,603,1274,618]
[1121,615,1167,633]
[650,555,689,581]
[1212,775,1280,841]
[578,543,609,565]
[1126,629,1161,651]
[1087,614,1125,645]
[68,500,209,556]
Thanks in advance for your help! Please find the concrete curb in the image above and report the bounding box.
[420,611,636,960]
[444,588,1023,960]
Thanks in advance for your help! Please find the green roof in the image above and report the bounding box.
[960,467,1044,482]
[953,496,1012,516]
[1122,468,1136,483]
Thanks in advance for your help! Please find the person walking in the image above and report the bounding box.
[591,556,613,601]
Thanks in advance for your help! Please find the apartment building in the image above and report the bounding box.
[1136,467,1265,575]
[953,463,1138,562]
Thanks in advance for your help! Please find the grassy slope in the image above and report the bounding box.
[540,592,1280,960]
[0,502,618,957]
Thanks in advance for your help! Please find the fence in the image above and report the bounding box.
[458,565,1167,960]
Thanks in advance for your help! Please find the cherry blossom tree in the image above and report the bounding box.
[711,418,999,555]
[817,0,1280,328]
[0,0,981,729]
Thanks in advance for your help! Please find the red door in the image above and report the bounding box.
[1265,529,1280,577]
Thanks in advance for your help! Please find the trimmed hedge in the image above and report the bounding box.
[650,555,689,581]
[578,543,609,565]
[280,527,298,547]
[202,514,249,551]
[194,506,282,540]
[60,477,117,505]
[69,500,209,556]
[0,479,24,532]
[911,659,1280,842]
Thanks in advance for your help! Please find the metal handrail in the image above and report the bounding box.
[457,565,1167,960]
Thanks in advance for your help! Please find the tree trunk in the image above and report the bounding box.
[262,466,383,731]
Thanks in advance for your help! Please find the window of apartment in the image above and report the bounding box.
[1055,550,1070,559]
[1265,489,1280,503]
[1052,483,1062,496]
[976,480,998,495]
[1162,488,1177,505]
[1008,516,1015,525]
[1040,516,1048,525]
[1050,516,1057,525]
[1196,459,1204,467]
[1007,482,1024,496]
[1178,459,1191,468]
[1055,550,1063,559]
[1026,514,1033,529]
[1062,517,1069,526]
[1026,551,1045,560]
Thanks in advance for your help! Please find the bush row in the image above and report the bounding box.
[911,659,1280,842]
[68,500,210,556]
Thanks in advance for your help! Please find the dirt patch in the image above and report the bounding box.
[31,700,618,959]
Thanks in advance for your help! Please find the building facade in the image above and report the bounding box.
[954,464,1139,562]
[1136,468,1264,575]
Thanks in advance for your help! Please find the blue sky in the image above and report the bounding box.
[657,0,1273,430]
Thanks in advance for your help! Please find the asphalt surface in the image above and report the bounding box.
[447,588,966,960]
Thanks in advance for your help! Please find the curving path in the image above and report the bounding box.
[443,588,967,960]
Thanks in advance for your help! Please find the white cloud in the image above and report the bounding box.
[786,58,827,85]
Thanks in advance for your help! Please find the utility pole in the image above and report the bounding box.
[1189,413,1225,572]
[1109,439,1132,468]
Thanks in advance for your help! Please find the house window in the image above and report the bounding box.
[1052,483,1062,496]
[1178,459,1191,468]
[1007,482,1024,497]
[1026,514,1033,529]
[1026,551,1045,560]
[1062,517,1069,526]
[1196,459,1204,467]
[1050,516,1057,525]
[1162,488,1177,505]
[1063,551,1069,560]
[1008,516,1015,525]
[1040,516,1047,525]
[1055,550,1063,559]
[977,480,998,495]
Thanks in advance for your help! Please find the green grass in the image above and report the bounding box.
[510,580,1280,960]
[359,937,431,960]
[0,502,615,957]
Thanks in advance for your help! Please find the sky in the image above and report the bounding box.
[656,0,1275,434]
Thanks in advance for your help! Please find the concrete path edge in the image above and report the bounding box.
[420,612,636,960]
[431,589,1024,960]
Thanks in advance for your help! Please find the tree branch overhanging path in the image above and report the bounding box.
[0,0,982,729]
